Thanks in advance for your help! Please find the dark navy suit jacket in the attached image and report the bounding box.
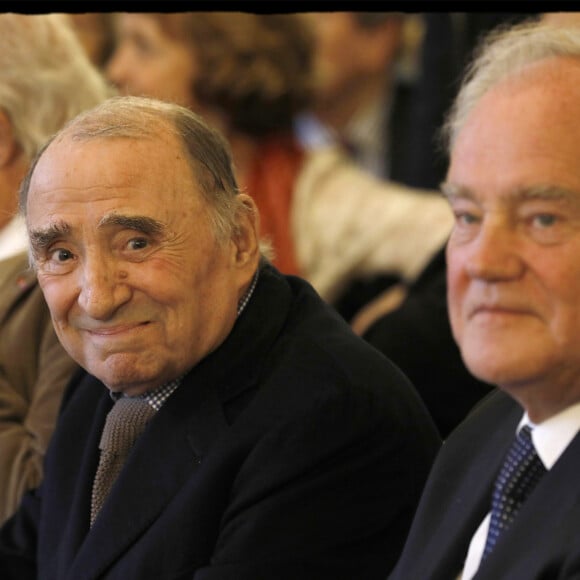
[391,390,580,579]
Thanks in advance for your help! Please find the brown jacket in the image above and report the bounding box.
[0,251,78,524]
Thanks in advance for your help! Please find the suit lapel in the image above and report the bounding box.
[55,387,112,572]
[434,423,514,576]
[65,369,229,580]
[420,393,522,578]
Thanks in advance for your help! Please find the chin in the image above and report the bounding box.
[93,360,160,395]
[462,348,537,388]
[465,363,509,387]
[460,339,521,385]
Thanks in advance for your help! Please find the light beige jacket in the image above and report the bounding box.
[293,147,454,304]
[0,252,78,523]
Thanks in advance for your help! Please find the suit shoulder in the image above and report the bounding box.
[255,276,439,439]
[0,252,35,292]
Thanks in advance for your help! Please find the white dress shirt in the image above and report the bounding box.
[460,400,580,579]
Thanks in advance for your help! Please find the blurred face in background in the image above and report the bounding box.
[106,13,198,109]
[307,12,401,106]
[68,13,115,69]
[308,13,367,103]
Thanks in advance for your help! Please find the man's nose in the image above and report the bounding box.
[77,256,131,320]
[104,46,130,90]
[464,218,525,282]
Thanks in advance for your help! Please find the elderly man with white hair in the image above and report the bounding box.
[391,19,580,580]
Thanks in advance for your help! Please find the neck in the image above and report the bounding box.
[507,379,580,424]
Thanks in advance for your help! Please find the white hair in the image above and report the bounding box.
[443,18,580,150]
[0,13,113,160]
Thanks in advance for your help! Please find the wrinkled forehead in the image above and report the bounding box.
[30,127,185,185]
[453,55,580,146]
[25,131,203,226]
[448,60,580,181]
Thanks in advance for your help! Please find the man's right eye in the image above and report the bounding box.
[454,211,480,226]
[51,248,73,262]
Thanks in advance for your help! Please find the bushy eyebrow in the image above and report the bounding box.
[97,213,166,235]
[28,214,166,254]
[29,221,71,253]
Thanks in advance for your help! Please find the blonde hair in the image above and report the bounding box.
[148,12,314,137]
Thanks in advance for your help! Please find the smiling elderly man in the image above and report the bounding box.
[0,96,440,580]
[390,19,580,580]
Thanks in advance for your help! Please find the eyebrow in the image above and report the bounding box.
[440,182,580,205]
[97,213,166,235]
[28,213,166,253]
[440,182,467,201]
[29,221,71,252]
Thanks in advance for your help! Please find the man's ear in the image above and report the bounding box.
[0,110,20,168]
[231,193,260,269]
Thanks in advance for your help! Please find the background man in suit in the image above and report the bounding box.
[0,95,440,580]
[296,12,410,183]
[391,20,580,579]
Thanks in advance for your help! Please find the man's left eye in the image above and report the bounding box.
[51,248,74,262]
[533,214,557,227]
[128,238,148,250]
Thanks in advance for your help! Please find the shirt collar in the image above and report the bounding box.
[237,267,259,317]
[518,399,580,469]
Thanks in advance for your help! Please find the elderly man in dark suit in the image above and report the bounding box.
[391,20,580,580]
[0,95,440,580]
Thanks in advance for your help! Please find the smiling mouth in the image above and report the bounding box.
[470,306,534,319]
[86,322,150,336]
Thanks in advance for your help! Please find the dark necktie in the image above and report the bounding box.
[482,424,546,558]
[90,396,156,525]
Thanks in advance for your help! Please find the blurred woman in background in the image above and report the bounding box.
[106,12,452,307]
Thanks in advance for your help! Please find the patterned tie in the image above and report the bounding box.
[90,396,156,525]
[482,424,546,558]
